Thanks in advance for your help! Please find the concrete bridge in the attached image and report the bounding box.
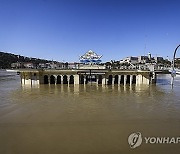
[19,68,168,86]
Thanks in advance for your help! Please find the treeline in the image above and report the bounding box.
[0,51,54,69]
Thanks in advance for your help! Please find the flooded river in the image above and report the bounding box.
[0,70,180,154]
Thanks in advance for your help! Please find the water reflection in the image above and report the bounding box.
[21,84,152,96]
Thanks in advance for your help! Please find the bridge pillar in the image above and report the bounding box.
[124,75,127,86]
[136,74,142,85]
[48,75,51,85]
[142,76,149,84]
[24,78,31,85]
[112,76,115,85]
[54,75,57,85]
[136,75,138,85]
[61,75,63,84]
[130,75,133,86]
[67,75,70,86]
[96,76,99,85]
[118,75,121,85]
[151,72,156,83]
[23,73,31,85]
[21,78,25,85]
[105,77,108,85]
[102,76,106,85]
[31,73,39,85]
[74,75,79,84]
[140,75,143,84]
[84,76,86,85]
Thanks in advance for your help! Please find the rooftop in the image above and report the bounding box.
[79,50,102,64]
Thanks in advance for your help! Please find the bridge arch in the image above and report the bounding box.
[120,75,124,84]
[69,75,74,84]
[63,75,68,84]
[172,44,180,70]
[44,75,49,84]
[126,75,130,84]
[79,75,84,84]
[50,75,55,84]
[114,75,118,84]
[108,75,112,85]
[171,44,180,85]
[132,75,136,84]
[57,75,61,84]
[98,75,102,84]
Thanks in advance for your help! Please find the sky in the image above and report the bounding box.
[0,0,180,62]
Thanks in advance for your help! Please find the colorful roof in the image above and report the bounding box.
[80,50,102,60]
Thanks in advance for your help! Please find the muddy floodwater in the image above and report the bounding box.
[0,70,180,154]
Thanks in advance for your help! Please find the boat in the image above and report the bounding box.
[6,69,18,72]
[6,69,20,75]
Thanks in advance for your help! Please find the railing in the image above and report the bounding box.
[106,64,171,71]
[16,64,172,72]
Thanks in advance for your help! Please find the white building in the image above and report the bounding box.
[120,56,138,64]
[23,62,35,68]
[138,56,149,63]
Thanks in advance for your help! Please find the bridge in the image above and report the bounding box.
[18,49,172,86]
[19,68,169,86]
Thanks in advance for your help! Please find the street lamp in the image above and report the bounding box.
[171,44,180,86]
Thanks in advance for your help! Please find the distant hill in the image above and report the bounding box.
[0,51,55,69]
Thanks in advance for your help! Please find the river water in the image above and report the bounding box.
[0,70,180,154]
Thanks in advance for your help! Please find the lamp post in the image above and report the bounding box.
[171,44,180,86]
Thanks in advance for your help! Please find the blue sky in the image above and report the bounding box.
[0,0,180,62]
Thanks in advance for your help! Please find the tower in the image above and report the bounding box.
[148,52,151,60]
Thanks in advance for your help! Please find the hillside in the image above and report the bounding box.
[0,51,54,69]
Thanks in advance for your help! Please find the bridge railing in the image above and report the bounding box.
[106,64,171,71]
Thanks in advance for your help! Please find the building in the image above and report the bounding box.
[11,62,23,68]
[120,56,138,64]
[175,58,180,61]
[175,58,180,68]
[23,62,36,68]
[67,63,80,69]
[38,63,46,68]
[11,62,36,69]
[138,56,149,63]
[18,50,170,86]
[154,57,164,63]
[20,69,155,86]
[44,62,57,69]
[148,52,152,60]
